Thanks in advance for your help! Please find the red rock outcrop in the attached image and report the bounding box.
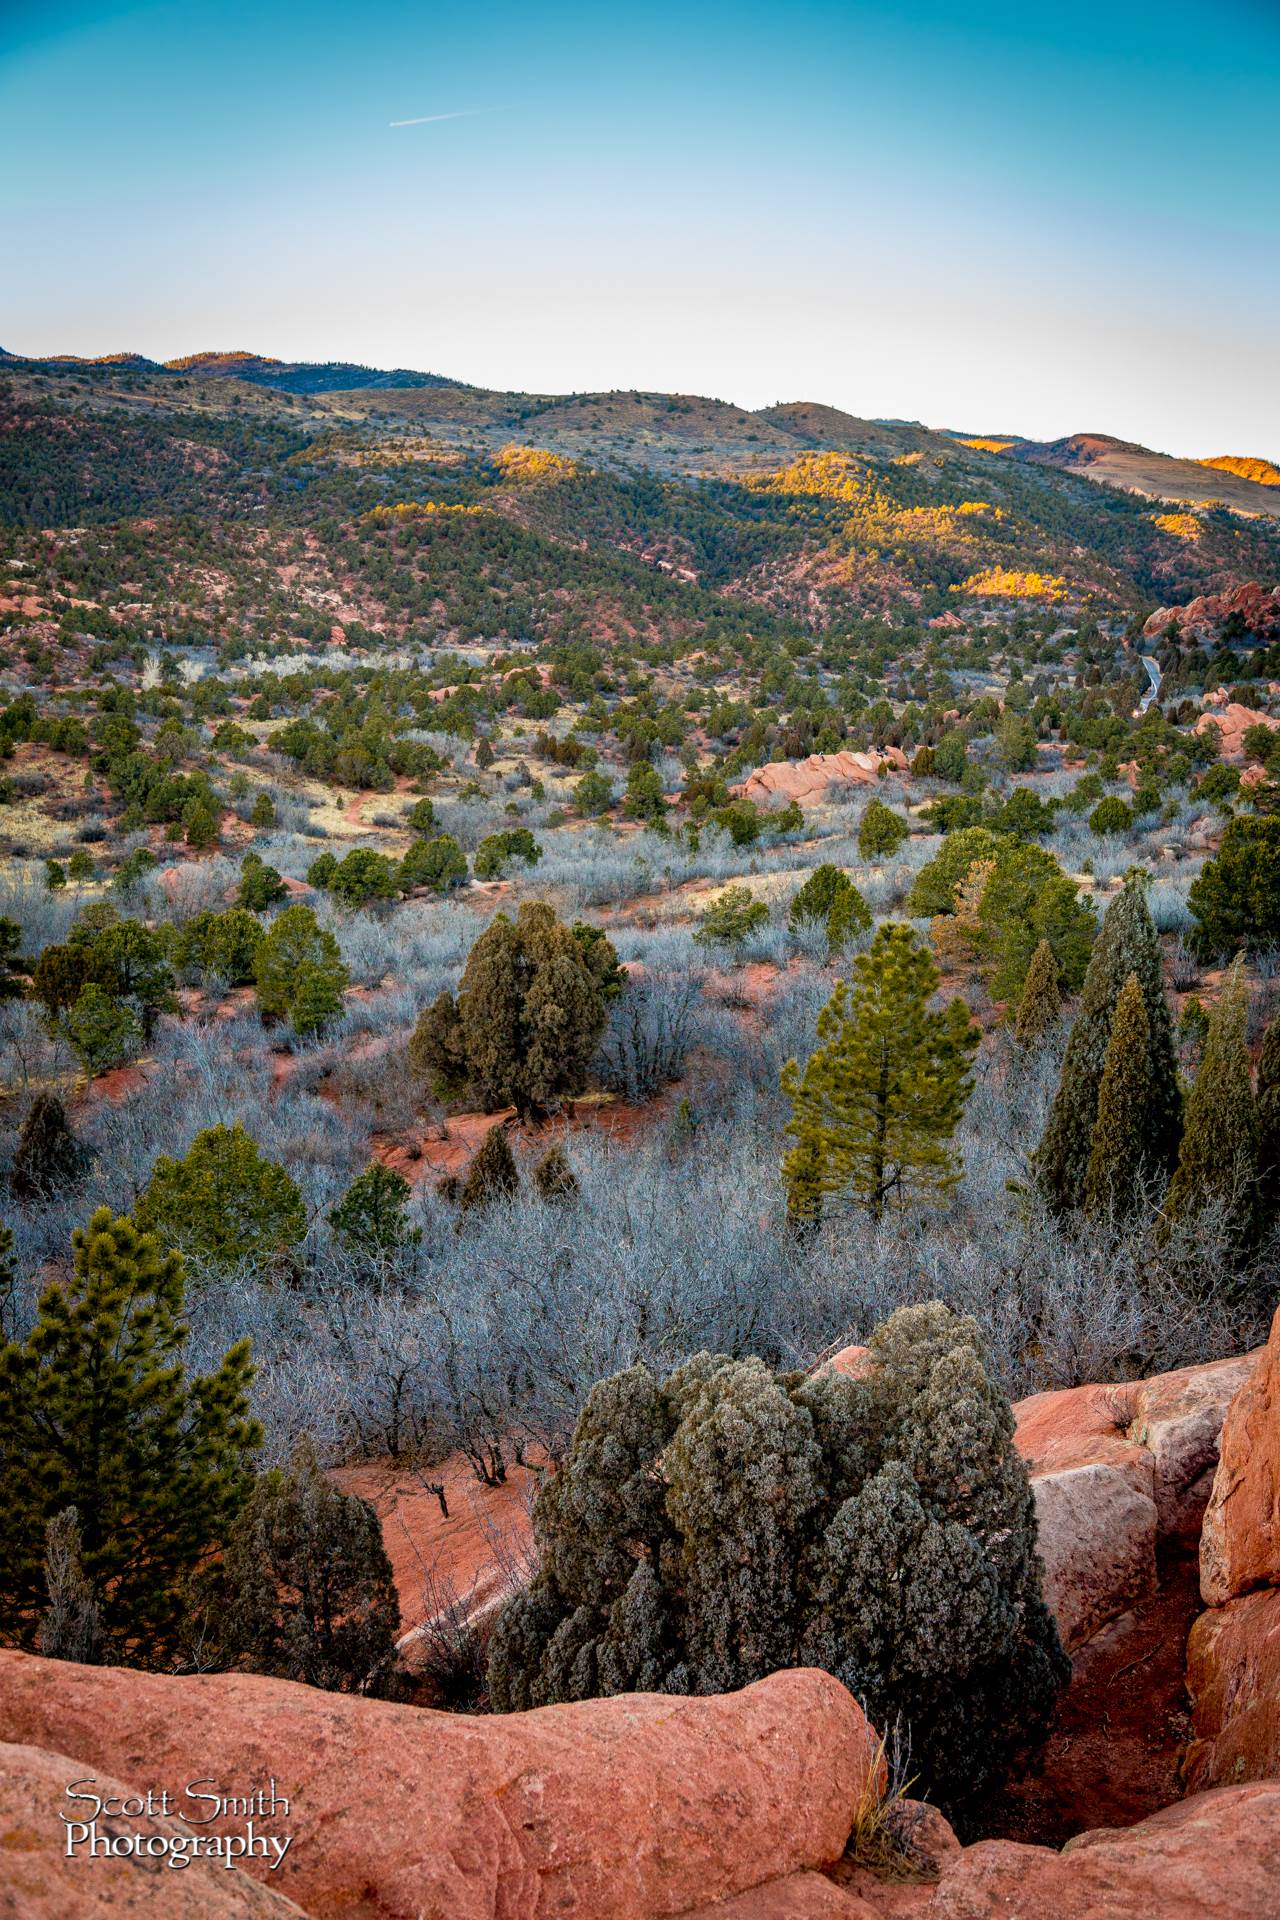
[1143,581,1280,645]
[919,1783,1280,1920]
[1199,1305,1280,1606]
[1185,1586,1280,1790]
[740,748,908,807]
[1194,699,1280,762]
[0,1655,878,1920]
[1012,1355,1253,1650]
[0,1741,307,1919]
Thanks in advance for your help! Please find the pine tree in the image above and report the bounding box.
[254,904,349,1026]
[1014,939,1061,1047]
[10,1093,85,1202]
[458,1125,520,1212]
[1034,877,1180,1215]
[1082,973,1150,1217]
[0,1207,259,1661]
[1258,1013,1280,1223]
[781,923,978,1223]
[857,798,910,859]
[1165,958,1260,1256]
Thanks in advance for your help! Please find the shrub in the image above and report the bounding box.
[325,847,402,910]
[1089,796,1132,837]
[400,833,468,893]
[237,852,287,911]
[858,799,910,859]
[0,1207,259,1664]
[789,864,872,953]
[473,828,541,880]
[458,1125,519,1211]
[64,985,143,1076]
[10,1094,85,1202]
[906,829,999,918]
[173,907,264,986]
[134,1122,306,1267]
[487,1304,1068,1822]
[328,1162,418,1254]
[532,1143,579,1202]
[694,884,769,948]
[574,770,615,817]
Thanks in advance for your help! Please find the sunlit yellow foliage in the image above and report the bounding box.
[494,444,579,481]
[892,451,925,467]
[959,438,1015,454]
[956,501,1003,518]
[360,501,488,525]
[1153,512,1203,543]
[1197,455,1280,487]
[954,566,1067,602]
[746,452,873,503]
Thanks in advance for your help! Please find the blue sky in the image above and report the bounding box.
[2,0,1277,453]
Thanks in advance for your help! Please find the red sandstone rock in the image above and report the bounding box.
[1185,1585,1280,1790]
[1013,1383,1156,1651]
[1128,1353,1259,1545]
[1194,702,1280,762]
[740,748,909,806]
[0,1742,307,1919]
[823,1344,874,1380]
[0,1655,878,1920]
[1200,1306,1280,1605]
[938,1784,1280,1919]
[1143,582,1280,645]
[691,1872,877,1917]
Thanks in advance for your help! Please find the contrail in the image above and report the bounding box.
[389,107,502,127]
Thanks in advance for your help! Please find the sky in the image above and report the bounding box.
[2,0,1278,455]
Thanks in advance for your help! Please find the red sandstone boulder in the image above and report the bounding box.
[1127,1353,1259,1545]
[1013,1383,1156,1651]
[691,1872,876,1917]
[1185,1585,1280,1790]
[0,1742,307,1919]
[925,1783,1280,1920]
[1200,1306,1280,1605]
[0,1655,878,1920]
[740,748,908,806]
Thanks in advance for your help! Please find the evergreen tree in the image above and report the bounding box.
[906,827,999,918]
[0,1207,259,1661]
[135,1123,306,1266]
[857,798,910,859]
[781,923,978,1223]
[1034,877,1180,1215]
[488,1304,1066,1823]
[213,1438,399,1695]
[238,852,288,910]
[255,904,349,1030]
[1188,816,1280,960]
[1013,939,1061,1047]
[328,1162,417,1254]
[458,1125,520,1212]
[64,985,143,1076]
[532,1142,579,1202]
[1082,973,1150,1217]
[250,791,276,829]
[1165,958,1260,1256]
[410,903,611,1118]
[789,864,871,952]
[1258,1013,1280,1223]
[10,1093,85,1202]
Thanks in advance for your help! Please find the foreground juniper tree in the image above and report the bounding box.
[1035,875,1180,1214]
[1165,958,1260,1258]
[1082,972,1151,1218]
[781,924,978,1226]
[488,1303,1067,1823]
[0,1208,259,1663]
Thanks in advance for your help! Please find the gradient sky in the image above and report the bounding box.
[3,0,1278,454]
